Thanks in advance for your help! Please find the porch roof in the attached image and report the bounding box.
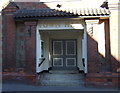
[13,8,110,19]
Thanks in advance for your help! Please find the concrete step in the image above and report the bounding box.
[49,70,79,74]
[40,73,84,80]
[39,69,85,86]
[40,80,84,86]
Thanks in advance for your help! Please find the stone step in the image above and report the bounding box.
[40,80,84,86]
[49,70,80,74]
[40,73,84,80]
[39,69,85,86]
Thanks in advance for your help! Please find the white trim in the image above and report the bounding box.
[53,41,63,55]
[85,20,99,25]
[37,19,84,30]
[66,58,76,67]
[36,25,42,73]
[66,40,76,55]
[79,15,110,19]
[53,58,63,67]
[84,24,88,74]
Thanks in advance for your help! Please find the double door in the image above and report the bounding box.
[52,40,77,69]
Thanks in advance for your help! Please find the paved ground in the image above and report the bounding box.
[1,83,119,92]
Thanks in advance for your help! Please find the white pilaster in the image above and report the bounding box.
[83,24,88,73]
[36,25,41,73]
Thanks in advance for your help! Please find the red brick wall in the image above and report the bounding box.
[24,21,37,73]
[2,6,18,71]
[2,3,38,73]
[2,2,42,85]
[85,19,120,87]
[2,2,48,72]
[2,2,119,87]
[86,19,114,73]
[87,33,100,73]
[2,6,38,85]
[85,73,120,88]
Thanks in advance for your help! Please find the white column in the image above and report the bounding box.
[83,24,88,74]
[36,25,41,73]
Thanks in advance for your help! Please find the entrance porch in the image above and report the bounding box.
[37,30,85,72]
[36,19,87,86]
[36,19,87,74]
[2,1,119,88]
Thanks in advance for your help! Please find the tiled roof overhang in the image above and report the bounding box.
[13,8,110,19]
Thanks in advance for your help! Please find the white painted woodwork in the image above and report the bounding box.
[36,19,86,72]
[36,25,42,73]
[38,19,84,30]
[83,25,88,73]
[77,36,84,71]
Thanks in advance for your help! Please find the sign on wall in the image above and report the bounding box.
[38,19,84,30]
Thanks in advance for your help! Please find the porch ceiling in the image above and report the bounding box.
[40,30,84,39]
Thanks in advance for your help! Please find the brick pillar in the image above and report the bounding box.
[24,21,37,74]
[104,19,111,72]
[84,19,119,88]
[2,5,18,72]
[85,20,100,73]
[85,19,112,73]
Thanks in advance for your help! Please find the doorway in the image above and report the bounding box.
[52,39,77,70]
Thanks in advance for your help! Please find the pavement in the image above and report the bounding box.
[1,83,119,92]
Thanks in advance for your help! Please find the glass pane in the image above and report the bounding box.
[66,41,76,55]
[53,41,62,55]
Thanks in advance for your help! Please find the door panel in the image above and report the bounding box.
[52,40,77,69]
[53,58,63,67]
[66,41,76,55]
[66,58,76,67]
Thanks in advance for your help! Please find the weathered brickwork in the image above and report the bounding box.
[2,3,39,85]
[85,19,120,87]
[2,72,39,85]
[24,21,37,73]
[86,19,109,73]
[2,4,18,71]
[2,1,120,87]
[85,73,120,88]
[16,23,26,71]
[87,33,100,73]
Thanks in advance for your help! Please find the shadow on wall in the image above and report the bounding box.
[87,33,120,73]
[2,2,50,72]
[2,2,120,85]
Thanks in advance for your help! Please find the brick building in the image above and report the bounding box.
[1,0,120,87]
